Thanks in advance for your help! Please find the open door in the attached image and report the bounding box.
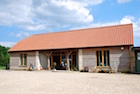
[53,55,60,70]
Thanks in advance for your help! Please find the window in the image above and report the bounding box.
[24,54,27,65]
[97,51,102,66]
[96,50,109,67]
[104,51,109,66]
[20,54,27,66]
[20,54,23,65]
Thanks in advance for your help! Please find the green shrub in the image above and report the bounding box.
[53,62,57,69]
[74,67,78,71]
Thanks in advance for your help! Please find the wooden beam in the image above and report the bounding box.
[102,51,104,67]
[45,52,52,70]
[47,55,51,70]
[71,54,73,69]
[23,54,24,66]
[99,51,100,66]
[95,51,97,67]
[49,52,52,56]
[19,55,20,66]
[60,52,62,66]
[65,52,67,63]
[76,51,78,68]
[45,52,52,56]
[51,54,53,69]
[68,51,72,56]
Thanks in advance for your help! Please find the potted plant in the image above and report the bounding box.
[53,62,57,71]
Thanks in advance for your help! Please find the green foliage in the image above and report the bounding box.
[53,62,57,69]
[53,62,57,66]
[0,45,10,66]
[0,66,6,70]
[74,67,78,71]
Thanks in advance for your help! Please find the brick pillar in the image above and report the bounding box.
[47,56,51,70]
[36,51,41,70]
[78,49,83,71]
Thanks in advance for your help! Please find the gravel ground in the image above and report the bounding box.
[0,70,140,94]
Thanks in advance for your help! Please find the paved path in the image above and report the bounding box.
[0,70,140,94]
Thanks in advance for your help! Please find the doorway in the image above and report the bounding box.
[135,51,140,72]
[53,55,60,70]
[50,51,78,70]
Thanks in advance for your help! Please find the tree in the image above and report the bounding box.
[0,45,10,66]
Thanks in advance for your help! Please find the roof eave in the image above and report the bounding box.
[8,44,133,53]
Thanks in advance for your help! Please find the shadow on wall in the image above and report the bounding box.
[118,53,130,73]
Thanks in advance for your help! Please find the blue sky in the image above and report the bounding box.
[0,0,140,47]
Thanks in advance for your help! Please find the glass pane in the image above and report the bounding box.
[104,51,109,66]
[20,54,23,65]
[104,51,106,66]
[24,54,27,65]
[97,51,102,66]
[107,51,109,66]
[100,51,102,66]
[97,51,99,66]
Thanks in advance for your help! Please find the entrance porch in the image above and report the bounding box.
[39,50,78,71]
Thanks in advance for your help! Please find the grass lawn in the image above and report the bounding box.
[0,66,6,70]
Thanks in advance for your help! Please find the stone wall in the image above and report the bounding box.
[82,49,95,69]
[10,51,36,70]
[109,46,130,72]
[130,50,135,73]
[10,46,133,72]
[81,46,131,73]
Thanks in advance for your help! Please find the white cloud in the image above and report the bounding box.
[119,16,140,37]
[117,0,131,4]
[133,18,140,31]
[0,0,104,31]
[133,19,140,37]
[120,16,134,24]
[16,31,29,38]
[31,0,94,29]
[21,23,45,31]
[71,15,134,30]
[0,42,16,47]
[70,21,119,30]
[0,0,32,25]
[71,15,140,38]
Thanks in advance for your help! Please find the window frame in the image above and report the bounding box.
[104,50,110,66]
[96,50,110,67]
[96,51,102,66]
[19,54,27,66]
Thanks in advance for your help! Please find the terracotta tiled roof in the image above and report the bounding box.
[9,24,133,52]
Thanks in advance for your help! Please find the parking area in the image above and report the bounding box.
[0,70,140,94]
